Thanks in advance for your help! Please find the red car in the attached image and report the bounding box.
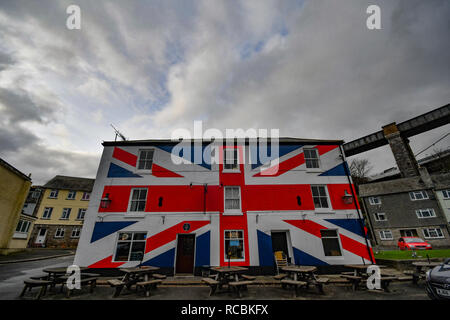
[398,237,432,250]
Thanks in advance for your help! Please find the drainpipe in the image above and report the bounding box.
[339,145,375,264]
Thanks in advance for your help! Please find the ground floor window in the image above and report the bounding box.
[54,228,65,238]
[379,230,393,240]
[114,232,147,262]
[400,229,418,237]
[224,230,245,261]
[16,220,31,233]
[423,228,444,239]
[71,227,81,238]
[320,230,342,256]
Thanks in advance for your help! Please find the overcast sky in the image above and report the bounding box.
[0,0,449,185]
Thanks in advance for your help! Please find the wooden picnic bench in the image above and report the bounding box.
[65,276,98,298]
[20,279,53,300]
[341,275,363,291]
[152,273,167,280]
[241,275,256,281]
[108,279,126,297]
[273,273,287,280]
[228,280,254,298]
[310,277,329,294]
[136,279,163,297]
[379,276,397,293]
[202,277,219,296]
[280,279,308,297]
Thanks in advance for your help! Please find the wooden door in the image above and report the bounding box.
[175,234,195,274]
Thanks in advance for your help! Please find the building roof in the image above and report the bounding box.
[102,137,344,147]
[43,175,95,192]
[0,157,31,182]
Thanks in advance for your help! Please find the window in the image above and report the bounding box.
[304,148,320,169]
[416,208,436,219]
[15,220,31,233]
[409,191,429,201]
[61,208,71,220]
[129,188,148,212]
[442,190,450,199]
[320,229,342,256]
[54,228,65,238]
[224,186,241,213]
[379,230,393,240]
[224,230,245,261]
[368,196,381,205]
[423,228,444,239]
[77,208,86,220]
[114,232,147,261]
[400,229,418,237]
[42,207,53,219]
[71,227,81,238]
[81,192,90,201]
[67,191,76,200]
[137,149,154,170]
[374,213,387,221]
[311,185,329,209]
[224,148,239,171]
[49,189,59,199]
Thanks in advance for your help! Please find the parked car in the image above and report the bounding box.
[426,258,450,300]
[398,237,432,250]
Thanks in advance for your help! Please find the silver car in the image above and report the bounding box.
[426,258,450,300]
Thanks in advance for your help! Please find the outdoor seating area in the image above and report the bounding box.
[339,265,399,292]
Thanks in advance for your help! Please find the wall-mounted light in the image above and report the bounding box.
[342,190,354,205]
[100,193,111,209]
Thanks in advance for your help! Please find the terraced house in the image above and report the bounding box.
[29,176,95,249]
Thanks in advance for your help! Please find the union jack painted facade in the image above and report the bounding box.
[74,138,375,272]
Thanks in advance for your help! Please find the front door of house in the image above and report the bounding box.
[35,228,47,245]
[175,234,195,274]
[271,231,290,262]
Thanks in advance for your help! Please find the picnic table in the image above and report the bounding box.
[342,264,394,292]
[411,262,441,284]
[205,266,252,297]
[108,266,161,297]
[280,266,328,296]
[42,267,88,291]
[59,272,100,297]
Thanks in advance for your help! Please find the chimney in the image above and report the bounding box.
[418,167,434,188]
[382,122,420,178]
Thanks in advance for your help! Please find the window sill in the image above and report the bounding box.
[134,170,152,175]
[124,213,146,219]
[306,169,322,173]
[314,210,335,214]
[223,211,243,216]
[222,169,240,173]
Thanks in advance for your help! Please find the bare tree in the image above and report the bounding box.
[349,158,373,183]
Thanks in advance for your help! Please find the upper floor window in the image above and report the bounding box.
[379,230,393,240]
[42,207,53,219]
[368,196,381,205]
[49,189,59,199]
[77,208,87,220]
[223,148,239,171]
[31,190,41,199]
[311,185,330,209]
[304,148,320,169]
[409,191,429,201]
[129,188,148,212]
[374,212,387,221]
[67,191,76,200]
[442,190,450,199]
[320,229,342,256]
[137,149,154,170]
[423,228,444,239]
[61,208,71,220]
[416,208,436,219]
[224,186,241,213]
[81,192,90,201]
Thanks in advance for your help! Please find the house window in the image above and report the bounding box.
[49,189,59,199]
[61,208,71,220]
[442,190,450,199]
[67,191,76,200]
[379,230,393,240]
[42,207,53,219]
[423,228,444,239]
[31,190,40,199]
[368,196,381,205]
[77,208,86,220]
[304,148,320,169]
[15,220,31,233]
[320,229,342,256]
[54,228,65,238]
[81,192,90,201]
[114,232,147,261]
[224,148,239,171]
[409,191,429,201]
[311,185,329,209]
[71,227,81,238]
[224,230,245,261]
[224,186,241,213]
[129,188,148,212]
[374,213,387,221]
[137,149,154,170]
[400,229,418,237]
[416,208,436,219]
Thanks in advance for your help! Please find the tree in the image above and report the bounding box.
[349,158,373,185]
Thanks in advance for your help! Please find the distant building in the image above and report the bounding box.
[29,176,95,249]
[0,158,33,255]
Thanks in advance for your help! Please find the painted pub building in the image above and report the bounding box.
[74,138,375,274]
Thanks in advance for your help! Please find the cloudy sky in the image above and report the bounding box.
[0,0,449,185]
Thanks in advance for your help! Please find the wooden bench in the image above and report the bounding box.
[136,279,163,297]
[311,277,329,294]
[66,277,97,298]
[273,273,287,280]
[241,275,256,281]
[152,273,167,280]
[398,276,413,282]
[280,279,308,297]
[107,279,126,298]
[341,275,363,291]
[202,277,219,296]
[379,276,397,293]
[20,279,53,300]
[228,280,254,298]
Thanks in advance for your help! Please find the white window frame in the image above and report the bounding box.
[422,228,444,239]
[374,212,387,221]
[320,229,343,257]
[409,190,429,201]
[379,230,393,240]
[71,227,81,238]
[61,208,71,220]
[415,208,436,219]
[223,148,240,173]
[15,220,31,233]
[368,196,381,205]
[442,190,450,199]
[81,192,90,201]
[77,208,87,220]
[113,232,147,262]
[128,188,148,213]
[136,148,154,173]
[54,228,65,238]
[67,190,77,200]
[42,207,53,219]
[311,185,332,213]
[304,148,321,171]
[224,230,245,262]
[49,189,59,199]
[223,186,242,215]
